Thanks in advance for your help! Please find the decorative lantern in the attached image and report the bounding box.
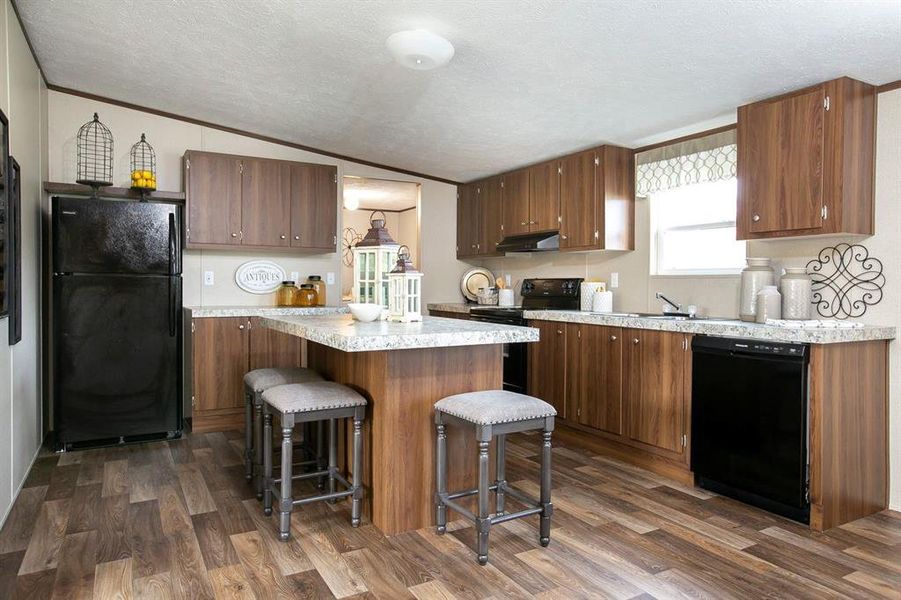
[352,211,399,307]
[130,133,157,192]
[387,245,423,322]
[76,113,113,195]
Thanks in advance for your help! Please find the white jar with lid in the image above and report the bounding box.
[755,285,782,323]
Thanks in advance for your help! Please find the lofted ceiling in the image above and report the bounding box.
[343,176,419,211]
[16,0,901,183]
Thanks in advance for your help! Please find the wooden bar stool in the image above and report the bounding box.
[434,390,555,565]
[243,367,323,497]
[262,381,366,541]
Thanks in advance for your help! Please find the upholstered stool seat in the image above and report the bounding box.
[243,367,324,496]
[435,390,555,566]
[262,382,366,541]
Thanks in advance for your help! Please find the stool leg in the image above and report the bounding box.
[254,398,264,499]
[327,418,337,503]
[316,420,326,490]
[244,393,253,482]
[539,430,553,547]
[495,434,506,516]
[278,421,294,541]
[435,421,447,534]
[476,440,491,566]
[262,411,273,516]
[351,415,363,527]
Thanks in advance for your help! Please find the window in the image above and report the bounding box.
[650,178,746,275]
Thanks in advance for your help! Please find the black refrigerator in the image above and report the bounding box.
[52,195,183,447]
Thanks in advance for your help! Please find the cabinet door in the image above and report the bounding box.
[528,320,567,418]
[528,160,560,233]
[241,159,292,247]
[739,86,825,234]
[624,329,686,455]
[185,152,242,246]
[249,318,303,370]
[502,169,530,236]
[291,163,338,250]
[479,176,504,256]
[192,317,249,412]
[559,150,596,249]
[578,325,623,435]
[456,184,480,257]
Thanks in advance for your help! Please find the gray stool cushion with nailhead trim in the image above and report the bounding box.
[262,382,367,414]
[244,368,323,393]
[435,390,556,426]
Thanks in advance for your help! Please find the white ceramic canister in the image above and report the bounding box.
[592,290,613,313]
[755,285,782,323]
[780,267,812,320]
[740,258,776,322]
[580,282,605,311]
[498,288,515,307]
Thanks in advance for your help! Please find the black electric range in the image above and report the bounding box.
[469,278,583,393]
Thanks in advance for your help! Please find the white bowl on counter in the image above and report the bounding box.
[347,303,383,322]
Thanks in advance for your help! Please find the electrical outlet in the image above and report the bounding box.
[203,270,215,286]
[326,272,336,285]
[290,271,299,282]
[610,272,619,288]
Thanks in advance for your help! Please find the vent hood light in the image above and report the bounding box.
[386,30,454,70]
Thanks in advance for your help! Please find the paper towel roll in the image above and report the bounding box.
[592,290,613,313]
[580,282,606,311]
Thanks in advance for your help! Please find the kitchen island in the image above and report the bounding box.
[259,314,539,535]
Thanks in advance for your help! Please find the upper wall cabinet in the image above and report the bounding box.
[184,150,338,252]
[736,77,876,240]
[456,183,481,257]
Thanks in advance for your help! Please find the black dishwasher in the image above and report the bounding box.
[691,336,810,523]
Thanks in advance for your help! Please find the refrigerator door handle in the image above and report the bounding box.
[168,213,177,276]
[168,276,177,337]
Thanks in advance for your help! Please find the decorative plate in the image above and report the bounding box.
[235,260,286,294]
[460,267,495,302]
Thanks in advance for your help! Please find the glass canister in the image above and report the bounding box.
[307,275,326,306]
[294,283,319,307]
[276,281,297,306]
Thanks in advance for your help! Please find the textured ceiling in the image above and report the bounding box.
[17,0,901,182]
[343,176,419,211]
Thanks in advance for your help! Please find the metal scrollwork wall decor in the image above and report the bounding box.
[806,243,884,319]
[342,227,363,267]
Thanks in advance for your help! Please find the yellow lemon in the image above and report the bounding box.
[137,178,147,188]
[131,170,141,181]
[141,170,153,179]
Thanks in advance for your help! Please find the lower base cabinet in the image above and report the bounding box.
[190,316,304,432]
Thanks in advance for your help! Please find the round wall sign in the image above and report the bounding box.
[235,260,286,294]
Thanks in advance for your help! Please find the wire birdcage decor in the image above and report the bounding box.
[76,113,113,193]
[130,133,157,192]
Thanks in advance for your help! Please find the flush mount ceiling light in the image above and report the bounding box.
[386,29,454,70]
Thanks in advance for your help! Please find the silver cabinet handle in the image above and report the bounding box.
[280,235,286,240]
[633,338,639,344]
[520,221,527,226]
[231,232,238,238]
[610,335,617,341]
[294,235,300,240]
[752,215,760,222]
[561,234,568,240]
[238,324,245,330]
[556,330,563,335]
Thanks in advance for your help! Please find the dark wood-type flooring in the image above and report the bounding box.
[1,426,899,599]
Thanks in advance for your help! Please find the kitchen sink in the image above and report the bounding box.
[591,312,736,322]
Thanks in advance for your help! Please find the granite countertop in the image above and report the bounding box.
[523,310,896,345]
[259,314,539,352]
[428,302,474,314]
[187,305,348,318]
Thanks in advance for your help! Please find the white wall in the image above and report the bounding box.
[47,92,466,308]
[0,0,48,525]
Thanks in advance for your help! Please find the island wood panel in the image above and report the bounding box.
[527,159,560,233]
[528,320,567,418]
[192,317,249,432]
[248,318,304,371]
[241,159,292,247]
[559,149,596,250]
[184,152,242,246]
[808,340,888,531]
[307,342,502,535]
[596,145,635,250]
[502,168,531,236]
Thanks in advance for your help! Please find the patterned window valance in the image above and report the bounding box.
[635,129,736,196]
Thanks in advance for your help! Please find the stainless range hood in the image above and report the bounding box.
[496,231,560,253]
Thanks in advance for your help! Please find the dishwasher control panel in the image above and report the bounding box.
[693,336,808,358]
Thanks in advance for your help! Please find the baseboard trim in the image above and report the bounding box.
[0,442,44,529]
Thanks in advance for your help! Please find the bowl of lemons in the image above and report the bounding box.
[131,169,157,191]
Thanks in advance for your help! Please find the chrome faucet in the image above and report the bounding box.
[655,292,682,313]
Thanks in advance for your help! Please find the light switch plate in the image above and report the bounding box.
[326,272,336,285]
[203,270,215,286]
[290,271,299,282]
[610,272,619,288]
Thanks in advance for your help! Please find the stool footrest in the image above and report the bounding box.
[293,488,354,506]
[502,485,539,507]
[447,484,500,500]
[490,506,542,525]
[441,497,476,521]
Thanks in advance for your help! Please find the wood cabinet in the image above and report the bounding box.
[527,320,567,418]
[737,77,875,239]
[184,150,337,252]
[456,183,481,258]
[559,150,597,250]
[502,168,531,236]
[190,316,305,432]
[479,176,504,256]
[566,323,623,435]
[623,328,689,458]
[528,160,560,233]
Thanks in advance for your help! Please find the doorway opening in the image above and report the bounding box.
[341,176,421,303]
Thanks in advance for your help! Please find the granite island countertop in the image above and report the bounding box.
[186,305,348,318]
[427,302,474,314]
[523,310,895,344]
[259,314,538,352]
